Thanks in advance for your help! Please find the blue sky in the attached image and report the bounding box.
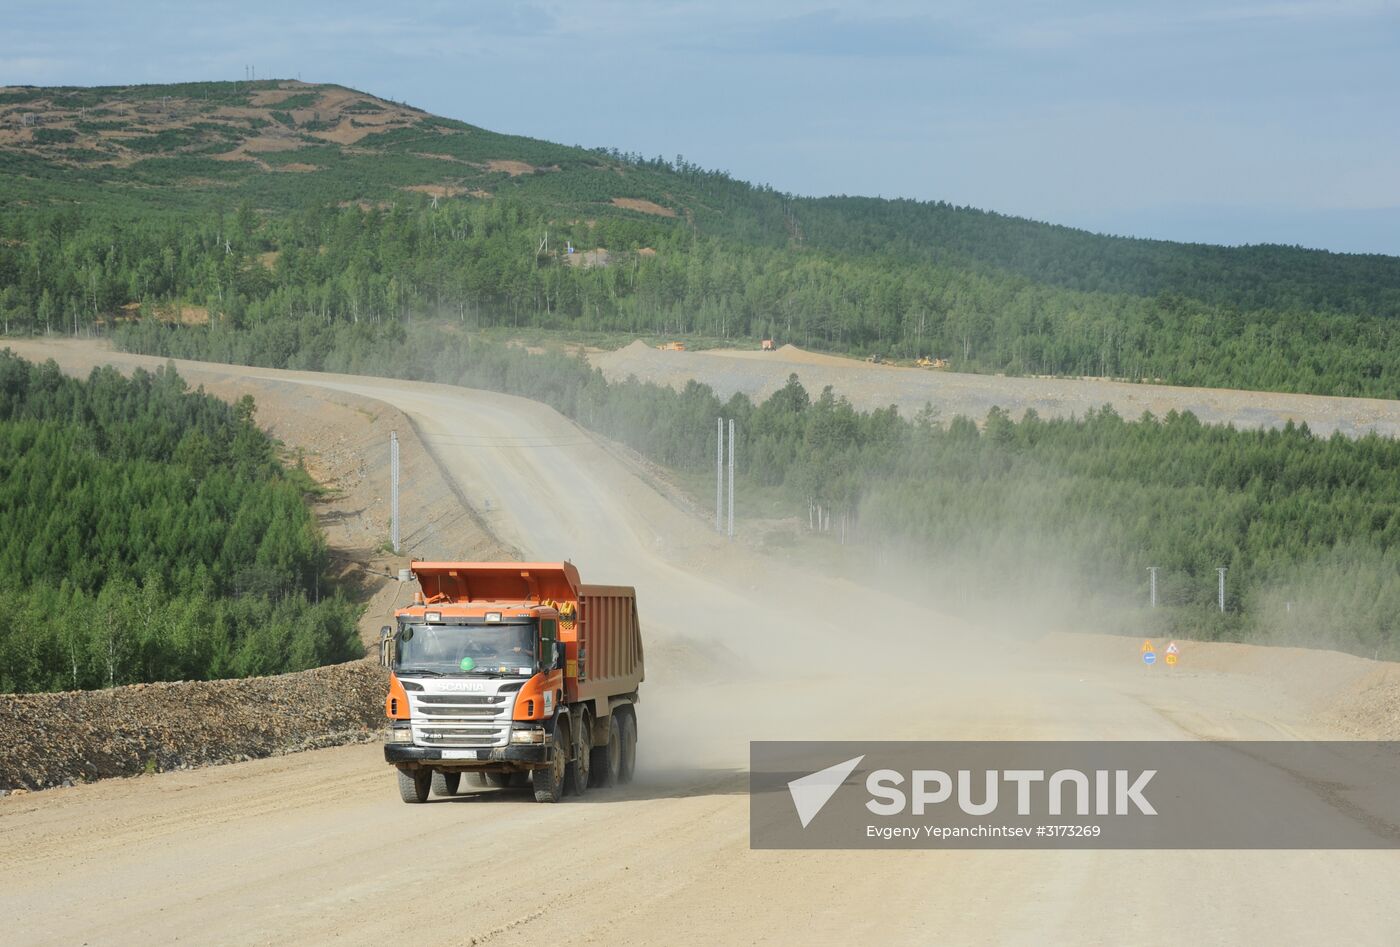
[4,1,1398,254]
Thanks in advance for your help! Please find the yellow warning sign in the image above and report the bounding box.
[1141,639,1155,653]
[1165,652,1178,667]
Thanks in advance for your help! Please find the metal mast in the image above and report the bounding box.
[727,419,735,539]
[716,418,724,533]
[391,431,401,553]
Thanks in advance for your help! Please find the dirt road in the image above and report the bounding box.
[3,344,1399,945]
[593,341,1400,437]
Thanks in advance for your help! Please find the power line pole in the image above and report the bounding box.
[391,431,401,553]
[1217,567,1227,613]
[727,419,735,540]
[715,417,724,533]
[1147,566,1159,608]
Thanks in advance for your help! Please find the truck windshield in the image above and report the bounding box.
[395,622,536,676]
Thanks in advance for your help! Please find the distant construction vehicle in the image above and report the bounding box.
[916,356,950,369]
[658,341,686,351]
[867,353,885,364]
[761,339,775,351]
[381,561,644,804]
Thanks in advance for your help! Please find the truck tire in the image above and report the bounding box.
[618,709,637,784]
[533,726,566,803]
[590,716,621,788]
[431,771,460,797]
[397,767,431,804]
[565,713,591,797]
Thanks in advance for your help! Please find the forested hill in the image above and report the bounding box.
[2,79,1400,395]
[795,198,1400,319]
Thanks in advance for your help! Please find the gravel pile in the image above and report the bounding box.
[0,661,388,791]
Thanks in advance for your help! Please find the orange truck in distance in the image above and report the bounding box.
[380,561,644,803]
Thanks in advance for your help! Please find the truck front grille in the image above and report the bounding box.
[409,691,515,748]
[414,694,508,717]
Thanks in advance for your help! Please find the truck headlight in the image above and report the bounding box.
[510,728,545,744]
[388,725,413,744]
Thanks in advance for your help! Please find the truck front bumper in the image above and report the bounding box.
[384,743,551,767]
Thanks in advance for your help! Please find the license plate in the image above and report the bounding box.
[441,750,483,760]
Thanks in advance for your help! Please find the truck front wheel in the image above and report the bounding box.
[533,727,566,803]
[397,767,431,804]
[431,771,460,797]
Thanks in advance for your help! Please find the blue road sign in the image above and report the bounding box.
[1143,651,1157,665]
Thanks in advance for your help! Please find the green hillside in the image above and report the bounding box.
[2,79,1399,396]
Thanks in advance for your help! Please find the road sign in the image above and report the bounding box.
[1166,641,1179,655]
[1143,651,1157,666]
[1141,639,1155,653]
[1165,652,1178,667]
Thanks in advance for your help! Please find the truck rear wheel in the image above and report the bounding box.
[590,716,621,788]
[618,709,637,784]
[565,713,591,796]
[431,771,460,797]
[397,767,431,804]
[533,727,566,803]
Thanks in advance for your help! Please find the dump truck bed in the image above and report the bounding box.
[575,583,644,705]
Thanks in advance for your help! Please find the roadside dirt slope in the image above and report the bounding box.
[3,343,1399,946]
[593,340,1400,436]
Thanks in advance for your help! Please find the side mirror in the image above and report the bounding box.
[379,626,394,669]
[553,642,565,670]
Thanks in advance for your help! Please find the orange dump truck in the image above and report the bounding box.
[380,561,644,803]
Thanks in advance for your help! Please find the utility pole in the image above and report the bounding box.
[727,419,735,539]
[390,431,401,554]
[715,417,724,533]
[1217,567,1227,613]
[1147,566,1159,608]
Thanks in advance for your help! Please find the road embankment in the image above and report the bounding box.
[0,661,386,792]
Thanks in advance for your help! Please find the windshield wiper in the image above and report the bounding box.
[395,667,446,677]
